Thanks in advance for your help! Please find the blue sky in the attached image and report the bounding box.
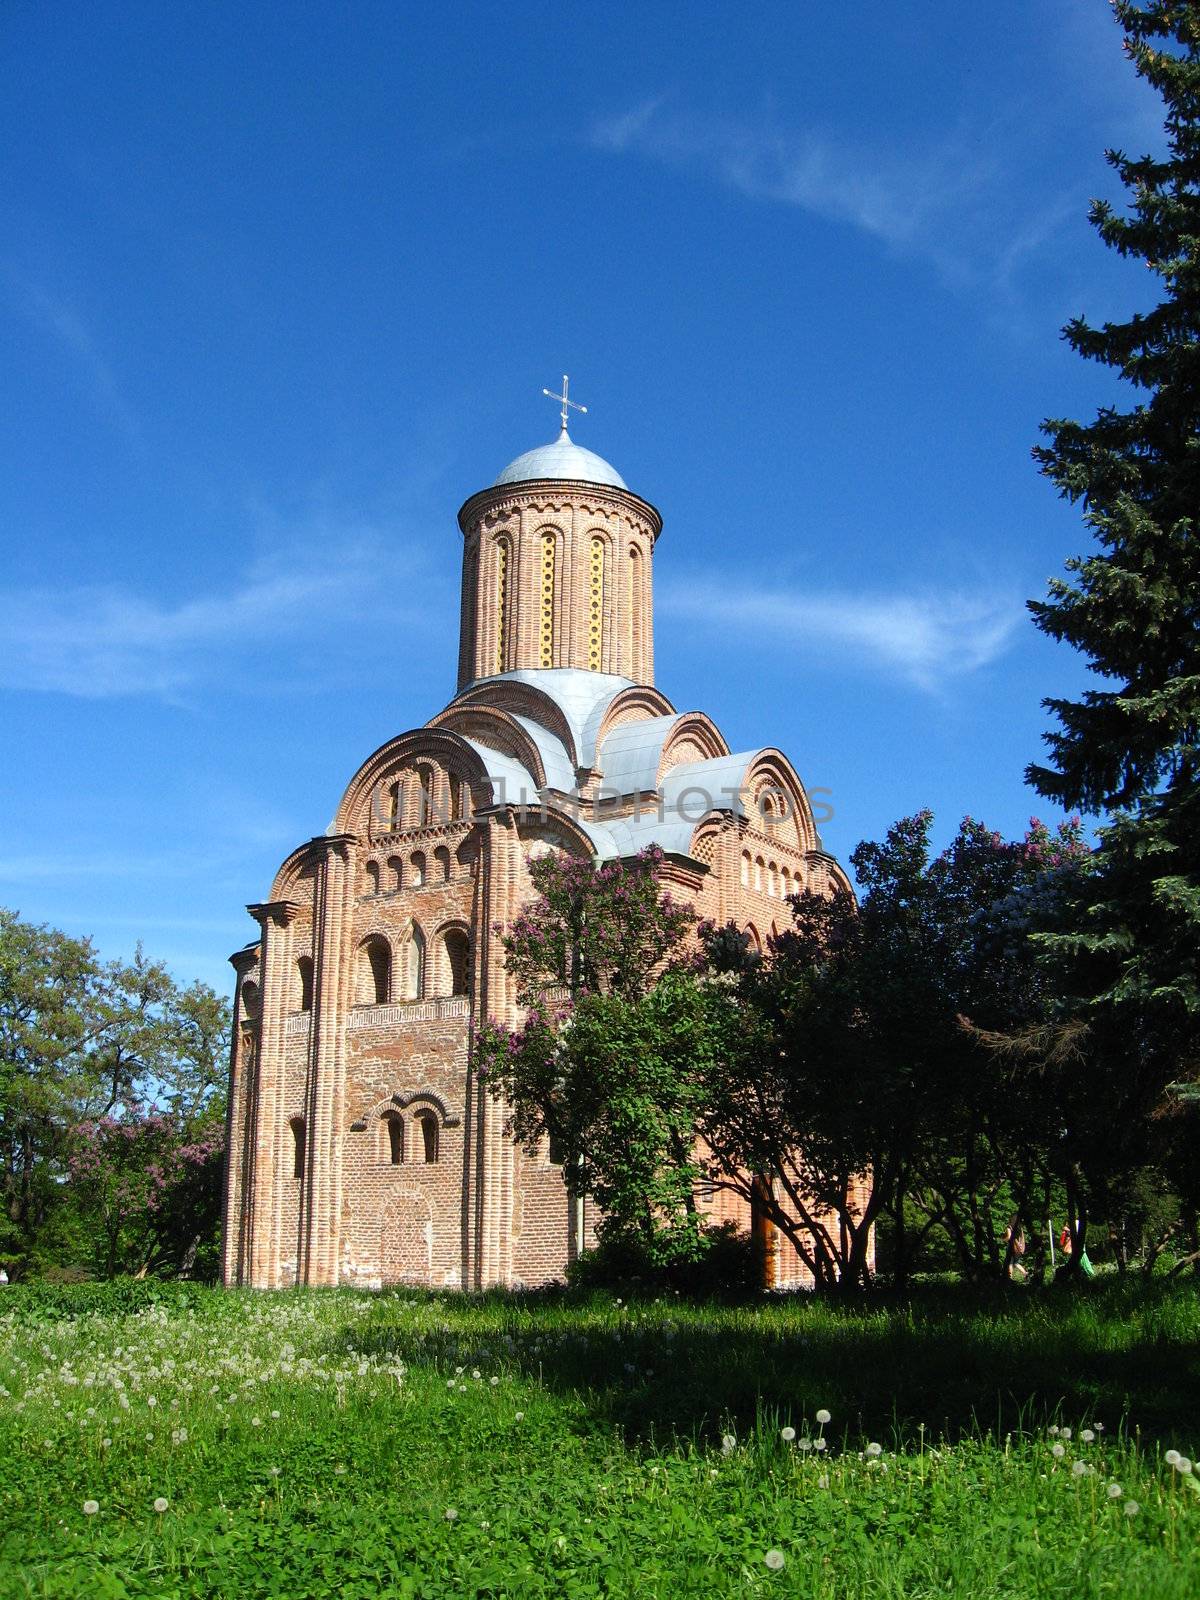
[0,1,1166,993]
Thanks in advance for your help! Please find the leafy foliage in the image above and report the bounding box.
[0,907,231,1278]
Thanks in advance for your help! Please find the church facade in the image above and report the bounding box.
[221,404,853,1291]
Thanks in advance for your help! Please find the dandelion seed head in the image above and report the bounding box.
[1165,1448,1181,1466]
[1178,1456,1193,1475]
[1060,1427,1072,1441]
[1052,1443,1066,1459]
[764,1549,786,1570]
[1124,1500,1139,1517]
[866,1442,882,1457]
[1107,1483,1122,1498]
[1081,1428,1095,1443]
[721,1433,737,1456]
[1072,1460,1088,1477]
[780,1426,796,1442]
[82,1500,99,1516]
[815,1409,831,1425]
[445,1507,458,1521]
[153,1496,168,1513]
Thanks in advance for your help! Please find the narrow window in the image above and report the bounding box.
[434,845,451,882]
[449,774,466,821]
[297,956,314,1013]
[416,764,434,826]
[290,1118,305,1180]
[769,862,779,897]
[539,531,555,667]
[754,856,764,892]
[740,851,750,889]
[380,1112,403,1166]
[385,780,401,832]
[494,537,511,674]
[241,979,260,1018]
[628,545,642,669]
[588,536,605,670]
[386,856,403,892]
[365,860,380,895]
[443,929,469,997]
[416,1110,439,1164]
[359,937,390,1005]
[410,851,426,887]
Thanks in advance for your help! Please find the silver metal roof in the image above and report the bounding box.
[596,714,683,795]
[493,427,627,491]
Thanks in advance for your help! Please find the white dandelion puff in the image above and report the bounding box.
[1107,1483,1123,1499]
[1080,1428,1095,1443]
[866,1442,882,1457]
[82,1500,99,1516]
[815,1409,831,1425]
[764,1549,786,1570]
[1165,1449,1181,1466]
[1125,1500,1139,1516]
[1052,1443,1066,1459]
[153,1496,169,1513]
[445,1507,458,1521]
[780,1426,796,1442]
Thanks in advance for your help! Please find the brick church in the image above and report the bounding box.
[221,388,853,1291]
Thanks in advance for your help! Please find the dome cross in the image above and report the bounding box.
[541,374,588,434]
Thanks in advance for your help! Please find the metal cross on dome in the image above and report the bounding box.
[542,374,587,432]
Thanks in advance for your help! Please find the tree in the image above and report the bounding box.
[0,907,231,1276]
[705,815,1090,1290]
[1029,3,1200,1053]
[474,847,712,1260]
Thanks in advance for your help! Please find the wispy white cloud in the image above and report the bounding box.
[589,96,1079,299]
[7,272,141,439]
[660,575,1023,694]
[0,531,445,700]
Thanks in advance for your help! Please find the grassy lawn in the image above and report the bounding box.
[1,1279,1198,1597]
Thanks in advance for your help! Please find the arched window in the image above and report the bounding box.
[443,929,470,997]
[240,979,260,1018]
[384,780,401,833]
[433,845,451,883]
[296,956,314,1013]
[415,1109,439,1164]
[290,1117,305,1180]
[416,764,434,827]
[628,545,642,668]
[402,925,426,1001]
[768,862,779,897]
[494,537,511,674]
[588,536,605,670]
[539,530,556,667]
[386,856,403,892]
[358,937,391,1005]
[449,774,467,822]
[744,923,762,954]
[781,866,792,897]
[410,851,426,887]
[754,856,764,892]
[740,851,751,888]
[365,860,380,896]
[380,1112,403,1166]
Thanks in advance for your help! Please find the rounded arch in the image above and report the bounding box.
[743,923,762,954]
[289,1116,306,1180]
[356,935,391,1005]
[741,749,819,855]
[656,712,730,783]
[443,680,579,766]
[333,728,491,840]
[409,850,426,887]
[240,979,260,1019]
[434,920,471,997]
[364,859,380,896]
[591,685,677,760]
[268,842,320,906]
[386,855,403,892]
[534,523,564,669]
[295,955,314,1013]
[433,845,451,883]
[429,706,550,790]
[378,1109,404,1166]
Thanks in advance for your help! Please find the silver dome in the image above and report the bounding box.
[493,427,627,490]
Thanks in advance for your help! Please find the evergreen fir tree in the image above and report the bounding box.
[1030,2,1200,1052]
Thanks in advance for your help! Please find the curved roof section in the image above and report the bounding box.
[493,427,627,491]
[597,715,683,796]
[452,670,658,769]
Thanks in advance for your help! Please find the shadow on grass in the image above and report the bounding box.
[326,1277,1200,1451]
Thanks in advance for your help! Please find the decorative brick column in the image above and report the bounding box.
[220,949,261,1285]
[299,833,357,1286]
[244,899,300,1288]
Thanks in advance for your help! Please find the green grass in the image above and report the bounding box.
[1,1280,1198,1597]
